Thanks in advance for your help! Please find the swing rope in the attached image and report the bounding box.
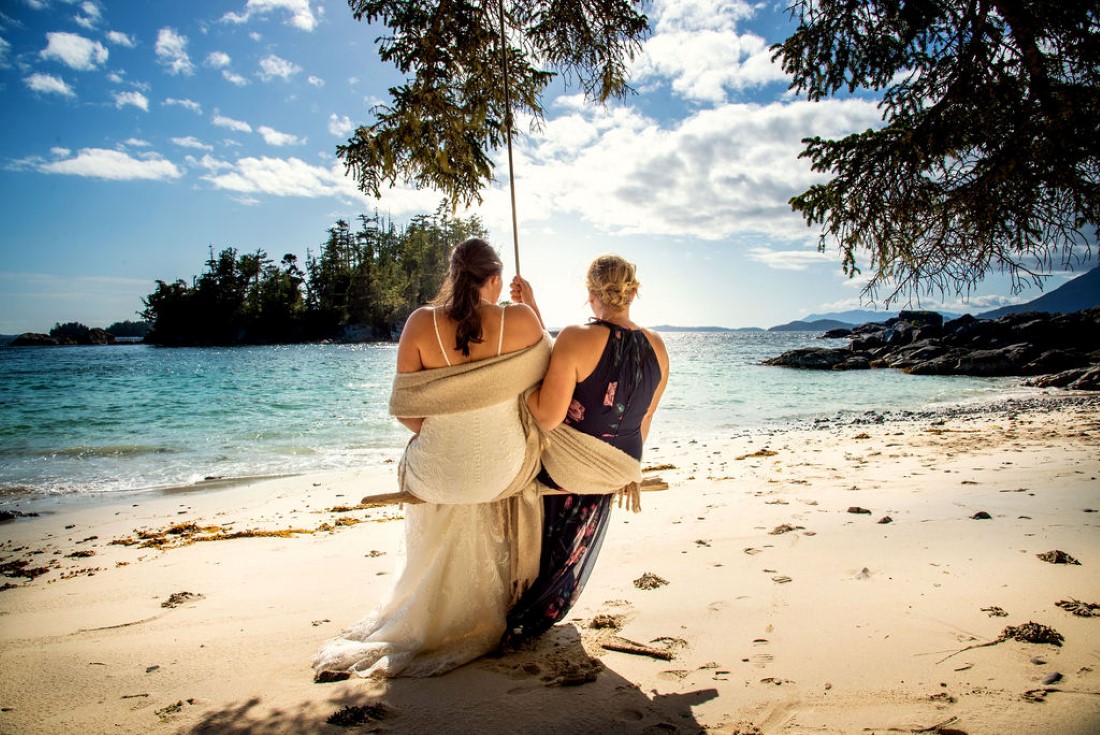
[497,0,521,275]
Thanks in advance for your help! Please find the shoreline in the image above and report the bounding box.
[1,391,1098,733]
[2,388,1095,514]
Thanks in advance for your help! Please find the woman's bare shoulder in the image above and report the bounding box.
[503,303,545,344]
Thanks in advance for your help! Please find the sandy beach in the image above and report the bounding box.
[1,393,1098,734]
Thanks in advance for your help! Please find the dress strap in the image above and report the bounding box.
[432,308,452,367]
[497,305,506,356]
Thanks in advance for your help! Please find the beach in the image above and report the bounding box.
[1,394,1098,734]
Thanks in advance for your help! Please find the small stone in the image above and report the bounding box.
[877,516,893,524]
[971,511,992,520]
[847,506,872,515]
[1030,656,1048,665]
[1042,672,1063,686]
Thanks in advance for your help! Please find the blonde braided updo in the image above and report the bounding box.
[586,254,639,310]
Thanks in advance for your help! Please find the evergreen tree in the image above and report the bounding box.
[772,0,1100,299]
[339,0,650,207]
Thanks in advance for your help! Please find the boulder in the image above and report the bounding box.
[1068,366,1100,391]
[762,347,857,370]
[954,343,1036,376]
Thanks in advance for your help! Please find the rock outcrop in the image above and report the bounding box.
[763,307,1100,390]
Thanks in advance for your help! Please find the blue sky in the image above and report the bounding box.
[0,0,1093,334]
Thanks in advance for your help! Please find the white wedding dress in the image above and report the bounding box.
[312,400,526,678]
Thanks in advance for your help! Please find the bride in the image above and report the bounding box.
[312,238,547,679]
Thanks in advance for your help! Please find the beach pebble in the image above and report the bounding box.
[971,511,992,520]
[877,516,893,524]
[1042,672,1063,685]
[1030,656,1048,665]
[847,506,872,515]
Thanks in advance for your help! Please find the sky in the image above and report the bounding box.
[0,0,1095,334]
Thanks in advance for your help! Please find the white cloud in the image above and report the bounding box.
[122,138,150,147]
[113,89,148,111]
[0,37,10,68]
[327,113,353,137]
[202,155,344,197]
[155,27,193,75]
[171,136,213,151]
[39,31,108,70]
[24,72,75,97]
[632,0,786,102]
[24,0,48,9]
[50,146,70,157]
[164,97,202,113]
[257,125,303,146]
[38,148,182,181]
[222,69,248,86]
[493,96,883,243]
[258,53,299,80]
[746,246,835,271]
[74,1,101,30]
[105,71,123,83]
[307,74,323,87]
[205,50,231,68]
[212,112,252,133]
[223,0,319,32]
[188,154,233,173]
[106,30,135,47]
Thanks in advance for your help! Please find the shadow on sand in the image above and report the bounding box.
[188,625,716,734]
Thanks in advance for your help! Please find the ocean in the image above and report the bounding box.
[0,332,1021,500]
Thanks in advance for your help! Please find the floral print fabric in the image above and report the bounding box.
[503,319,661,646]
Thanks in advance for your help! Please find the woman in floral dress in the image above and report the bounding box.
[504,254,669,645]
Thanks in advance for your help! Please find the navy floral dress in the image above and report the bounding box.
[503,319,662,645]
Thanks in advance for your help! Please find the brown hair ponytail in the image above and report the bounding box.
[432,238,503,356]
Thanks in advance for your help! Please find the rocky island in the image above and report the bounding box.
[763,307,1100,391]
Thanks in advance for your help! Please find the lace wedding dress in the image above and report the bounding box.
[312,400,525,678]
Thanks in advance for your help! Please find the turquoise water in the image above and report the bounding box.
[0,333,1019,498]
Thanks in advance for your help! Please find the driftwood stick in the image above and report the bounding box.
[601,640,674,661]
[358,475,669,507]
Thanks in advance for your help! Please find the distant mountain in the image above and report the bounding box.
[979,266,1100,319]
[768,319,856,333]
[801,309,899,325]
[652,325,765,333]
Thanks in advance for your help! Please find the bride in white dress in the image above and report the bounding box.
[312,238,546,679]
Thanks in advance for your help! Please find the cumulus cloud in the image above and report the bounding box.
[223,0,319,32]
[307,74,323,87]
[171,136,213,151]
[38,148,182,181]
[205,50,231,68]
[74,1,101,30]
[257,125,304,146]
[164,97,202,113]
[202,155,344,197]
[122,138,150,147]
[632,0,787,102]
[106,30,135,47]
[24,72,75,97]
[40,31,108,70]
[494,95,883,243]
[0,37,10,68]
[212,112,252,133]
[113,89,148,111]
[155,27,193,75]
[258,53,300,81]
[327,113,353,137]
[222,69,248,86]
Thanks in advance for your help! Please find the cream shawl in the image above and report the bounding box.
[388,331,645,596]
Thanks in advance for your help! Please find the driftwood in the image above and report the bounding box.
[601,639,675,661]
[358,475,669,507]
